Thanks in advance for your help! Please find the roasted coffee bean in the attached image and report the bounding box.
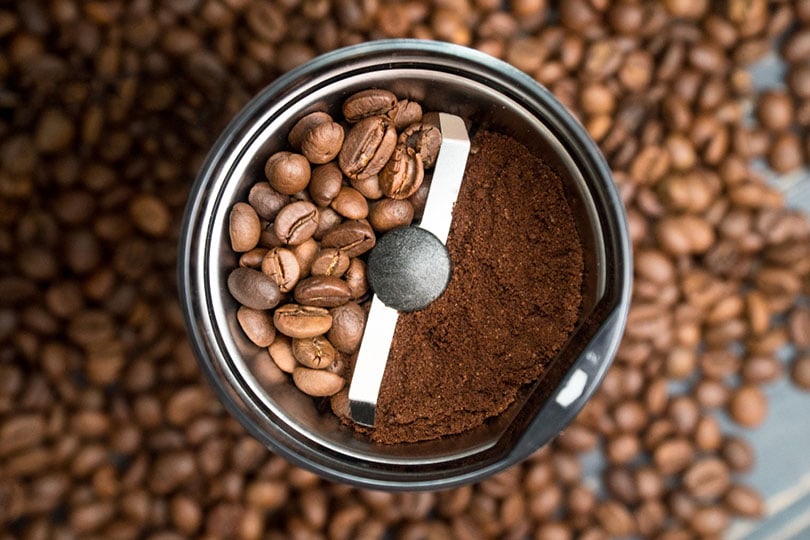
[273,304,332,339]
[268,335,297,373]
[653,437,694,474]
[239,247,268,269]
[379,144,425,199]
[310,248,350,277]
[321,220,376,257]
[273,201,319,245]
[721,436,755,472]
[236,306,276,347]
[342,89,398,122]
[392,99,423,130]
[292,335,335,369]
[344,257,369,300]
[289,111,333,150]
[227,268,282,310]
[756,90,793,132]
[292,238,319,277]
[792,354,810,390]
[399,122,442,169]
[248,183,289,221]
[728,385,768,427]
[350,173,384,200]
[229,202,260,252]
[309,163,343,207]
[313,207,344,240]
[724,484,765,518]
[265,152,311,195]
[301,121,344,164]
[368,198,415,232]
[327,302,366,354]
[331,186,368,220]
[259,247,300,294]
[292,366,344,397]
[339,116,397,180]
[691,506,729,537]
[683,457,731,501]
[294,276,352,308]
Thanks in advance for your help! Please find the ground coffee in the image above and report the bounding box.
[370,130,585,443]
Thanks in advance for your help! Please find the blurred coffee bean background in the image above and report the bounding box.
[2,0,810,538]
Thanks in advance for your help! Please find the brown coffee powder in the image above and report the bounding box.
[369,130,585,443]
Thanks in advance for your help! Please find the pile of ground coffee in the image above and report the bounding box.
[370,130,585,443]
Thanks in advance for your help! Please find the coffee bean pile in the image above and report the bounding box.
[2,0,810,538]
[227,89,441,400]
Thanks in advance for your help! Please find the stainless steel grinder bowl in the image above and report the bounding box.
[178,40,632,490]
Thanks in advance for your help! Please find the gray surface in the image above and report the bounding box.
[368,226,451,312]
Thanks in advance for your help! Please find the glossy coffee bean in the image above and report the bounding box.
[273,304,332,339]
[293,276,352,308]
[273,201,319,245]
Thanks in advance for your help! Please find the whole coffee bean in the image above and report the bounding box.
[321,220,376,257]
[292,238,318,277]
[289,111,332,150]
[265,152,311,195]
[668,395,700,434]
[683,457,731,501]
[694,416,723,451]
[327,301,366,354]
[292,366,344,397]
[273,201,319,245]
[331,186,368,220]
[634,466,663,501]
[782,27,810,63]
[239,247,268,269]
[309,163,343,207]
[724,485,765,518]
[653,437,694,474]
[342,89,398,123]
[728,385,767,427]
[229,202,261,252]
[227,268,282,310]
[721,436,755,472]
[399,122,442,169]
[604,467,638,505]
[301,121,344,164]
[792,354,810,390]
[350,173,384,200]
[755,90,793,132]
[236,306,276,347]
[294,276,352,308]
[248,183,289,221]
[392,99,423,130]
[313,207,344,240]
[788,62,810,100]
[379,144,424,199]
[292,335,335,369]
[369,198,415,232]
[310,248,350,277]
[273,304,332,339]
[691,506,729,537]
[345,258,369,299]
[259,220,284,248]
[339,116,397,180]
[595,500,635,537]
[741,355,781,384]
[268,335,297,373]
[260,247,301,293]
[768,132,803,173]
